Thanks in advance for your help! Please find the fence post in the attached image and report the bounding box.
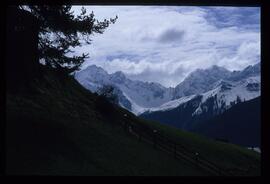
[153,129,157,149]
[195,152,199,168]
[128,123,132,134]
[124,121,127,132]
[123,114,128,132]
[246,165,251,175]
[174,143,177,158]
[138,130,141,142]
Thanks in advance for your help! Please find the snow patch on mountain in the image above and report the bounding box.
[145,94,197,113]
[192,76,260,116]
[122,92,148,115]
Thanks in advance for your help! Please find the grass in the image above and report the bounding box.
[5,66,260,176]
[136,118,260,175]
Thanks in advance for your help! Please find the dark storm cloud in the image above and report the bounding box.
[158,29,185,43]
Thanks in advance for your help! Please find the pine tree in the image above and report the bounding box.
[19,5,117,73]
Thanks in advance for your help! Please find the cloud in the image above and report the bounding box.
[126,65,188,87]
[204,7,260,30]
[71,6,260,87]
[158,29,185,43]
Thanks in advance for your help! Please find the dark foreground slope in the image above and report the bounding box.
[191,97,261,147]
[6,67,260,175]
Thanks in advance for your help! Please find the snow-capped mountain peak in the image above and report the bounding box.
[228,63,261,81]
[110,71,127,83]
[172,65,231,99]
[85,65,108,76]
[145,94,197,113]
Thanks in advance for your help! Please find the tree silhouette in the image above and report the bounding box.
[19,5,117,73]
[236,96,242,104]
[98,85,119,105]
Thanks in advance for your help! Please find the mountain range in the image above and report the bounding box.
[75,63,260,115]
[141,73,260,129]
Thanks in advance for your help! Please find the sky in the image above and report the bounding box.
[71,6,260,87]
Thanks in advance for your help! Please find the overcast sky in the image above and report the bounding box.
[71,6,260,87]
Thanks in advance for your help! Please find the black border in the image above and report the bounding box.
[260,0,269,181]
[5,0,262,6]
[2,0,269,183]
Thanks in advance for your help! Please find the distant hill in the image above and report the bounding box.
[191,97,261,147]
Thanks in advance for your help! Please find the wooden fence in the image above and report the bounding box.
[121,118,250,176]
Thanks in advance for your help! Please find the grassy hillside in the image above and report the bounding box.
[6,66,260,175]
